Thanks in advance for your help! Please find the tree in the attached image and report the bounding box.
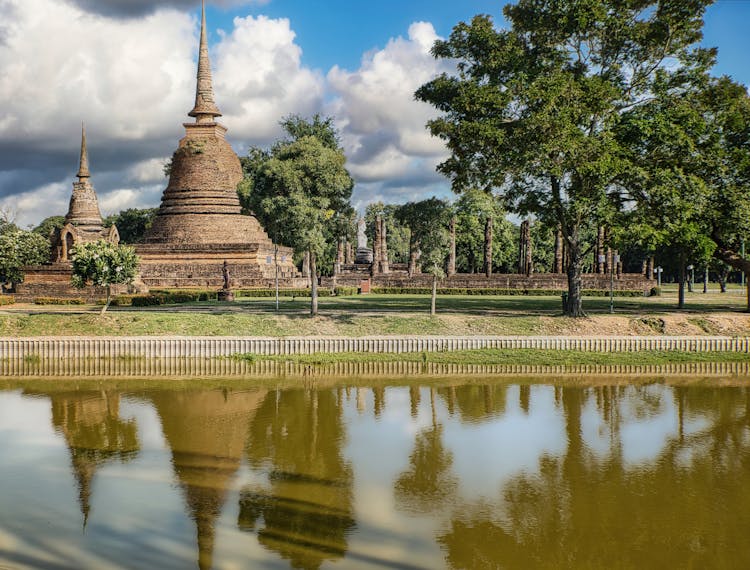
[70,240,139,314]
[0,229,50,287]
[365,202,410,264]
[104,208,158,244]
[396,198,451,315]
[619,74,750,308]
[244,133,353,316]
[33,216,65,238]
[453,189,515,274]
[417,0,712,316]
[240,115,354,314]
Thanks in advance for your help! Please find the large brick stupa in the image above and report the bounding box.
[136,1,300,289]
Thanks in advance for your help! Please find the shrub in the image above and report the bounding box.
[370,287,645,297]
[333,286,358,296]
[33,297,85,305]
[0,296,15,306]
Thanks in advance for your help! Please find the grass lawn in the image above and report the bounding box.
[0,285,748,337]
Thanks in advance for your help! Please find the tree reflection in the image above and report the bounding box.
[239,388,355,570]
[438,385,750,569]
[394,388,457,514]
[438,384,507,423]
[149,388,266,570]
[46,390,139,529]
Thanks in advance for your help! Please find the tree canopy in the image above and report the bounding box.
[417,0,714,316]
[241,116,354,315]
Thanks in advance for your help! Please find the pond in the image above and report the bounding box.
[1,377,749,569]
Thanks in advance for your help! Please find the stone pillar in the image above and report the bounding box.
[647,256,654,280]
[448,216,457,277]
[302,251,310,281]
[518,220,532,276]
[484,217,493,278]
[615,250,622,278]
[345,241,353,265]
[606,247,613,275]
[380,216,389,274]
[373,215,382,275]
[554,228,564,273]
[597,226,606,274]
[334,238,344,275]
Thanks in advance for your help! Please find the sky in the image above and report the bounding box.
[0,0,748,229]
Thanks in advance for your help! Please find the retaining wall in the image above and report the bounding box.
[0,335,748,360]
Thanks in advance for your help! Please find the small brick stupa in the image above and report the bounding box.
[50,124,120,262]
[136,1,300,289]
[15,126,120,301]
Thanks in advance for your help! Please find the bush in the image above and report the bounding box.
[333,286,358,296]
[130,295,164,307]
[0,295,15,306]
[33,297,85,305]
[370,287,645,297]
[234,288,332,298]
[649,286,662,297]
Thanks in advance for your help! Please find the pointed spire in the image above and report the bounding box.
[188,0,222,123]
[77,122,90,179]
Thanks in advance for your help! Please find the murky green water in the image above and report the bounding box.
[1,379,749,569]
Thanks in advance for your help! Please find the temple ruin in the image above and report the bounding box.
[135,0,302,289]
[15,126,121,301]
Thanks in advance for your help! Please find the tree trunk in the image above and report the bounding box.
[430,272,437,316]
[100,284,111,315]
[564,236,586,317]
[718,267,728,293]
[310,250,318,316]
[678,251,686,309]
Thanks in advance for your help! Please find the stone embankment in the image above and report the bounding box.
[0,335,747,360]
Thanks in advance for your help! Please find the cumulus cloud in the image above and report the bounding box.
[63,0,270,19]
[213,15,325,147]
[328,22,452,207]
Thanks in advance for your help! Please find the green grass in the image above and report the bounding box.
[0,289,747,337]
[231,348,750,367]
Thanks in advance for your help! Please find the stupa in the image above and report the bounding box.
[136,1,300,289]
[15,126,121,301]
[50,124,119,262]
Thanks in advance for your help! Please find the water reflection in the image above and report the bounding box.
[0,379,748,569]
[149,389,266,570]
[29,389,139,528]
[239,388,355,569]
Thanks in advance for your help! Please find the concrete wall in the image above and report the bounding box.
[1,335,747,361]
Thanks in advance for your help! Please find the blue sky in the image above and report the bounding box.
[209,0,750,84]
[0,0,748,229]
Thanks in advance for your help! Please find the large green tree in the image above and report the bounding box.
[619,74,750,309]
[417,0,712,316]
[240,116,354,314]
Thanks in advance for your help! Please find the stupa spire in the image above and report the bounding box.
[77,122,90,179]
[188,0,222,123]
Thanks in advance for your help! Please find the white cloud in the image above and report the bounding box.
[0,1,454,228]
[213,15,325,146]
[128,158,170,184]
[1,182,69,228]
[327,22,452,208]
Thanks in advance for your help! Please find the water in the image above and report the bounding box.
[1,379,749,569]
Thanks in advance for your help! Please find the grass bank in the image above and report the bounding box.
[0,289,748,337]
[231,348,750,367]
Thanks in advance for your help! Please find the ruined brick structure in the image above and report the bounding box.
[15,126,121,301]
[135,1,302,289]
